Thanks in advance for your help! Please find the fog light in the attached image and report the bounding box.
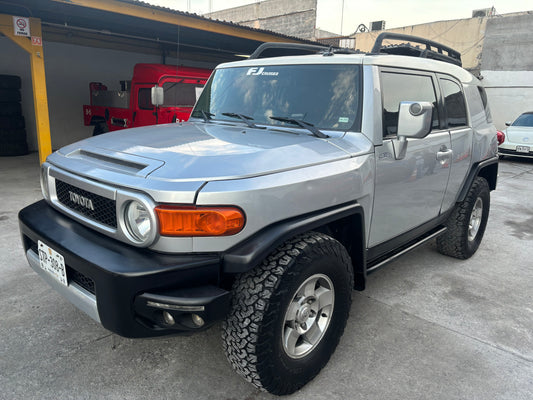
[191,314,205,327]
[163,311,175,326]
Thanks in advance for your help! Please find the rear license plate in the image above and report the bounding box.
[38,240,68,286]
[516,145,530,153]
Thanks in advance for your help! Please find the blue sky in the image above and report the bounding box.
[147,0,532,34]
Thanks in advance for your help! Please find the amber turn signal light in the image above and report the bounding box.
[155,206,245,236]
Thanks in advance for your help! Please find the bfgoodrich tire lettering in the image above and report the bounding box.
[437,177,490,259]
[222,232,353,395]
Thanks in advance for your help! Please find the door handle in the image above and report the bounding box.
[436,148,453,162]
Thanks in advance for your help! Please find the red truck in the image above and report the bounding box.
[83,63,212,135]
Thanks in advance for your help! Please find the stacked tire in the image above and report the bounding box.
[0,75,28,156]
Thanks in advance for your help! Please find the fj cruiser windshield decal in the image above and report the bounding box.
[246,67,279,76]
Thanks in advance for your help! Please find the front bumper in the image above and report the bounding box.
[19,200,230,338]
[499,143,533,158]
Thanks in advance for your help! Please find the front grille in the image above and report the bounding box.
[55,179,117,228]
[67,267,96,295]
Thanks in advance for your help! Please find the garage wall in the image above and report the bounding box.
[480,13,533,129]
[0,37,211,151]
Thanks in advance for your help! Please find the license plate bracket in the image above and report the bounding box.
[38,240,68,286]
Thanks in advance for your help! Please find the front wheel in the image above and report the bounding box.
[222,232,353,395]
[437,177,490,259]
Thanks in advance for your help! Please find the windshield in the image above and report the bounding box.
[512,113,533,127]
[192,64,362,131]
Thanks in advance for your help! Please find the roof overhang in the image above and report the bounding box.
[0,0,315,64]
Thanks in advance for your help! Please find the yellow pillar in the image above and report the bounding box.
[0,14,52,164]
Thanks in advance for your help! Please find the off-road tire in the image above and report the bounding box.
[222,232,353,395]
[0,75,21,89]
[0,102,22,116]
[92,121,109,136]
[0,141,28,156]
[0,89,21,103]
[437,177,490,259]
[0,115,24,129]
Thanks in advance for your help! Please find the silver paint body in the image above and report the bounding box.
[40,53,497,253]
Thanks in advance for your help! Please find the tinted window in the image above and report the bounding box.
[138,88,153,110]
[440,79,467,127]
[381,72,439,137]
[193,64,362,131]
[162,81,204,107]
[512,113,533,127]
[477,86,492,123]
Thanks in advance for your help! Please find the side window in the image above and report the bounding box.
[381,71,439,137]
[440,79,467,128]
[162,81,204,107]
[138,88,153,110]
[477,86,493,123]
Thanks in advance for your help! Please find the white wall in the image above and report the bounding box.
[481,71,533,130]
[0,38,212,151]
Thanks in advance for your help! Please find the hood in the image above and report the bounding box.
[54,122,364,182]
[505,125,533,145]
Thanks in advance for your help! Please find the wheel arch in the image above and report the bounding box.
[222,201,367,291]
[457,156,498,202]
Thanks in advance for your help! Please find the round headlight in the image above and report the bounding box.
[124,200,152,242]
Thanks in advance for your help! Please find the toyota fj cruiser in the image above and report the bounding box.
[19,33,498,395]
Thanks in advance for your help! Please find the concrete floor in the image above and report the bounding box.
[0,153,532,400]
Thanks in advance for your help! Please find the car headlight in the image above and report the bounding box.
[124,200,153,242]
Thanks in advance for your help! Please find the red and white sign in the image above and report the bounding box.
[32,36,42,46]
[13,16,30,37]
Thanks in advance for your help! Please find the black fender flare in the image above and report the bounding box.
[457,156,498,202]
[222,201,366,288]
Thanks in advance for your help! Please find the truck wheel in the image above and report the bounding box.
[0,102,22,116]
[0,75,21,89]
[0,89,21,102]
[437,177,490,259]
[222,232,353,395]
[92,122,109,136]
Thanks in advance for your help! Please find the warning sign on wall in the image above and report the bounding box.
[13,16,30,37]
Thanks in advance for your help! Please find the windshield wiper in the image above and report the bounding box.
[222,112,266,129]
[195,110,214,123]
[269,116,329,138]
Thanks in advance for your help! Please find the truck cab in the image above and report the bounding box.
[83,63,212,135]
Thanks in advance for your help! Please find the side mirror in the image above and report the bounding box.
[505,121,511,127]
[393,101,433,160]
[151,86,164,106]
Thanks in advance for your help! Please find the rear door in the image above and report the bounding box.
[437,75,473,211]
[369,68,452,247]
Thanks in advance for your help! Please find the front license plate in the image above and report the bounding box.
[516,145,530,153]
[38,241,68,286]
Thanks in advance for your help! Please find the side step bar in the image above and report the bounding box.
[367,227,447,273]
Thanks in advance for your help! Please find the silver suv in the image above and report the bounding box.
[19,34,498,395]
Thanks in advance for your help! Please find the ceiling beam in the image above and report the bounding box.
[52,0,300,44]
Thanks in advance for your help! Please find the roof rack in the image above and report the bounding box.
[249,42,359,59]
[370,32,462,67]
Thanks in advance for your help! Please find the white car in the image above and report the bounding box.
[499,111,533,158]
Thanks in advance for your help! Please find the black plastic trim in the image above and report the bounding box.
[19,200,223,338]
[371,32,462,66]
[249,42,329,59]
[457,156,498,202]
[134,286,231,332]
[223,202,364,274]
[367,212,449,263]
